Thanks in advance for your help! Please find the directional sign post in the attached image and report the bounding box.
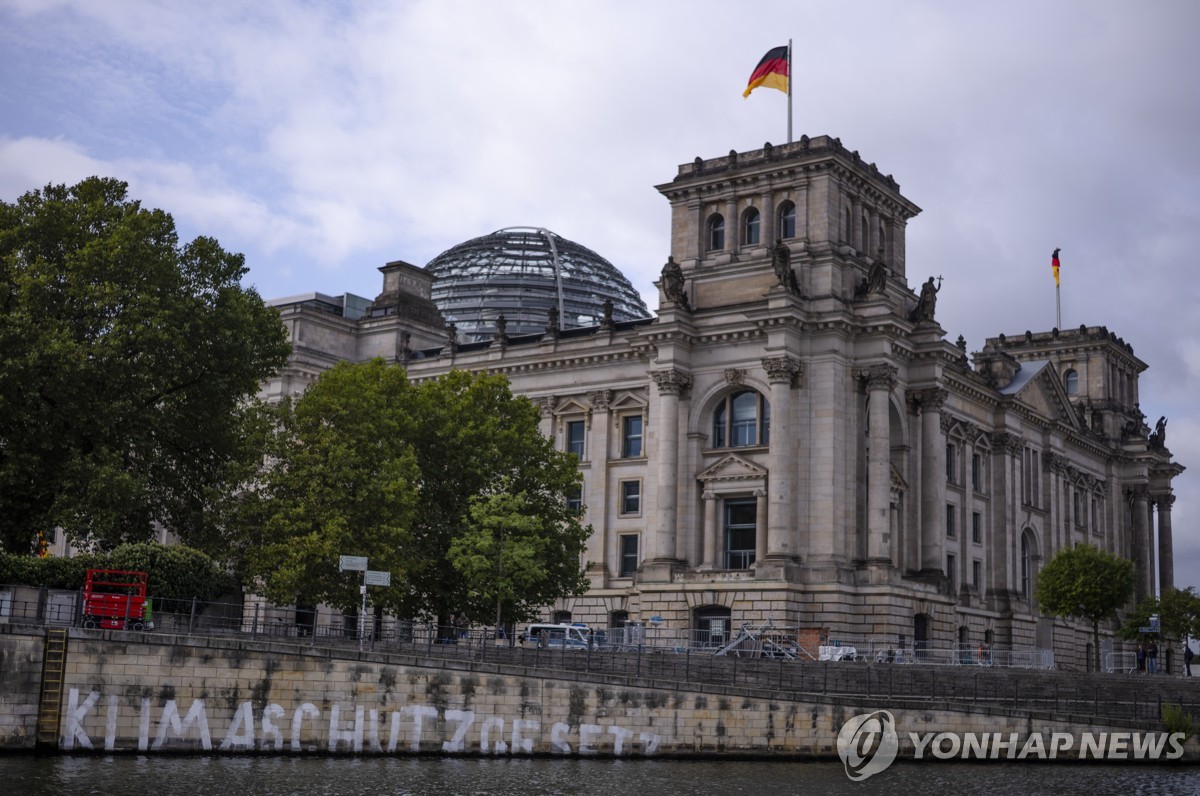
[339,555,390,650]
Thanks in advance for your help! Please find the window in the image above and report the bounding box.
[708,215,725,251]
[972,512,982,544]
[1020,532,1033,598]
[618,535,639,577]
[972,560,982,590]
[1073,490,1082,525]
[620,480,641,515]
[777,201,796,239]
[947,553,957,591]
[971,453,982,491]
[566,486,582,513]
[1064,368,1079,395]
[743,207,761,246]
[712,390,770,448]
[566,420,585,459]
[723,498,757,569]
[622,415,643,458]
[946,504,956,538]
[552,610,572,624]
[946,444,957,483]
[1022,447,1040,508]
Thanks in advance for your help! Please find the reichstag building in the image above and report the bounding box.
[265,136,1182,667]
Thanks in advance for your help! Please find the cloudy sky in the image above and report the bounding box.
[3,1,1199,590]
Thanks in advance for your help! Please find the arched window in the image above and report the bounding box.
[742,207,761,246]
[707,215,725,251]
[712,390,770,447]
[1063,368,1079,395]
[777,201,796,239]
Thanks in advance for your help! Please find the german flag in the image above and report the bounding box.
[743,46,789,98]
[1051,248,1061,287]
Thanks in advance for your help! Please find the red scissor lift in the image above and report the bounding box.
[82,569,149,630]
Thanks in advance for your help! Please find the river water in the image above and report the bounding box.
[1,756,1197,795]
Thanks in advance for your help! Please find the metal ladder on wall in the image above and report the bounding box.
[36,627,68,748]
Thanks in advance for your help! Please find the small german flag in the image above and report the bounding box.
[1051,248,1061,287]
[743,46,789,98]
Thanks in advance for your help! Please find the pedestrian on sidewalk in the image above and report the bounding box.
[1185,645,1194,677]
[1148,640,1159,675]
[1137,643,1146,674]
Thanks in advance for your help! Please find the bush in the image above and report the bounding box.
[1162,703,1199,738]
[0,543,236,602]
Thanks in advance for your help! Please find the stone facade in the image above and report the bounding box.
[264,136,1183,665]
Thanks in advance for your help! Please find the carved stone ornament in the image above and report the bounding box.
[988,432,1025,457]
[724,368,745,386]
[762,356,802,385]
[587,390,612,412]
[857,364,897,391]
[908,387,948,413]
[535,396,559,416]
[651,369,693,397]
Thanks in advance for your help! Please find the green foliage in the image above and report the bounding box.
[1036,543,1136,673]
[1122,588,1200,643]
[237,360,421,613]
[448,488,589,627]
[236,363,589,621]
[0,543,232,601]
[0,177,291,555]
[1162,703,1200,739]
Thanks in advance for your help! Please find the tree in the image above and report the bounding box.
[0,177,290,554]
[237,360,420,613]
[238,362,589,623]
[1035,543,1135,672]
[1121,587,1200,645]
[400,369,589,627]
[448,488,589,631]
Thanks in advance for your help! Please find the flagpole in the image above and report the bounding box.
[1056,283,1061,330]
[786,38,793,144]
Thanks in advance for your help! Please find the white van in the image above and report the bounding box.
[523,623,591,650]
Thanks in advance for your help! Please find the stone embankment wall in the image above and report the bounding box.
[0,624,1192,761]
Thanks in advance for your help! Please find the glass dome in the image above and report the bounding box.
[425,227,651,343]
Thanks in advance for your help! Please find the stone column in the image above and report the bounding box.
[584,390,611,585]
[914,387,948,574]
[762,356,801,559]
[1157,494,1175,593]
[1131,485,1152,600]
[702,491,718,568]
[725,198,739,249]
[761,190,776,246]
[646,369,691,569]
[754,489,768,565]
[863,365,897,565]
[535,396,558,440]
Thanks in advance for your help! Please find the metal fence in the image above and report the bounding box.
[4,587,1196,728]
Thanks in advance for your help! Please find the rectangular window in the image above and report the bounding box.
[946,444,956,483]
[1023,446,1041,508]
[972,512,982,544]
[622,415,643,458]
[971,453,982,491]
[946,504,956,538]
[972,560,982,590]
[566,486,582,513]
[620,480,641,515]
[947,553,957,591]
[618,534,639,577]
[723,498,757,570]
[566,420,586,459]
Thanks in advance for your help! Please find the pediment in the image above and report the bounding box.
[1013,366,1081,430]
[697,453,768,484]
